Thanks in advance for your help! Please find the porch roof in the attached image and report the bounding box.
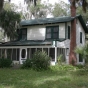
[20,15,88,33]
[0,40,52,46]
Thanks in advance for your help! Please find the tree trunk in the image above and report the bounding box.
[69,4,77,65]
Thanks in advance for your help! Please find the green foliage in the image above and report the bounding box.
[50,64,78,71]
[4,1,18,11]
[21,0,52,20]
[75,44,88,63]
[0,58,12,68]
[76,64,84,69]
[32,51,50,70]
[21,59,32,69]
[52,1,70,17]
[22,51,50,70]
[0,10,21,40]
[57,54,63,65]
[0,65,88,88]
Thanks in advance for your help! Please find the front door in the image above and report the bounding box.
[20,48,27,64]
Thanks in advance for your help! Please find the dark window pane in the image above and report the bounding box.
[46,26,59,39]
[80,32,82,43]
[12,49,16,60]
[31,48,36,58]
[37,48,42,51]
[46,28,51,33]
[21,49,26,58]
[79,54,83,62]
[7,49,12,60]
[22,30,26,34]
[46,34,51,38]
[53,27,58,32]
[22,35,27,40]
[49,48,55,61]
[17,49,19,61]
[27,48,30,59]
[53,33,58,38]
[68,26,70,39]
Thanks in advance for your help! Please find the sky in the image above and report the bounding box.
[11,0,69,6]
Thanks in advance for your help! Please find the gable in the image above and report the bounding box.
[77,15,88,33]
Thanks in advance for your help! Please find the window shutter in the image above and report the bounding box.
[68,26,70,39]
[80,32,82,43]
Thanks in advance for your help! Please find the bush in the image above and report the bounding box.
[57,54,63,65]
[21,59,32,69]
[76,64,84,69]
[32,51,50,70]
[0,58,12,68]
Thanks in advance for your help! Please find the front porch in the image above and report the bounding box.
[0,47,67,65]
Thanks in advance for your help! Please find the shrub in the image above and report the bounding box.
[21,59,32,69]
[57,54,63,65]
[0,58,12,68]
[32,51,50,70]
[76,64,84,69]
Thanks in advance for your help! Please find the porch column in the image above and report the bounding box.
[16,48,17,60]
[55,47,57,63]
[4,49,7,58]
[11,49,13,60]
[42,48,43,52]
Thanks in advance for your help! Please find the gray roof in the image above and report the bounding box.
[0,40,52,46]
[20,15,88,33]
[20,16,75,26]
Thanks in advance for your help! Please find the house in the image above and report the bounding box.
[0,15,88,65]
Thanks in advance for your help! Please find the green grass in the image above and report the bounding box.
[0,65,88,88]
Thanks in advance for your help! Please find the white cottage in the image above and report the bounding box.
[0,15,88,65]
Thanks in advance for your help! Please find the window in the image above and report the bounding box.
[21,49,26,58]
[68,26,70,39]
[46,28,51,39]
[46,26,59,39]
[79,54,83,62]
[21,29,27,40]
[80,32,82,43]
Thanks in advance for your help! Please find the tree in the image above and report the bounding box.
[4,1,18,11]
[75,44,88,64]
[0,10,21,40]
[52,1,70,17]
[0,0,37,12]
[69,0,88,65]
[20,0,51,19]
[27,0,50,19]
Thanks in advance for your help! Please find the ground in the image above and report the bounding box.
[0,65,88,88]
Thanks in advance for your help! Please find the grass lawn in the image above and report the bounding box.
[0,65,88,88]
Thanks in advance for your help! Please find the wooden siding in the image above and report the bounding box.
[76,19,85,64]
[27,23,66,40]
[27,26,45,40]
[57,39,70,48]
[76,19,85,47]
